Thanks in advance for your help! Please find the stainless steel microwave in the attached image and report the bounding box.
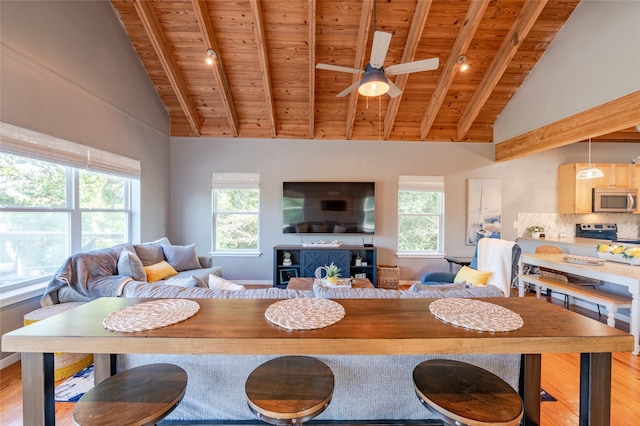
[592,187,637,212]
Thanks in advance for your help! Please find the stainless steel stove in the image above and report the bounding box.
[575,223,640,244]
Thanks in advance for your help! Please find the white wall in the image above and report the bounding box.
[495,0,640,142]
[169,137,639,282]
[0,0,171,363]
[0,0,171,240]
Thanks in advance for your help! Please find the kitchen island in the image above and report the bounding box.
[519,253,640,356]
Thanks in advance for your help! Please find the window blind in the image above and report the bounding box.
[398,175,444,192]
[0,121,141,178]
[211,172,260,189]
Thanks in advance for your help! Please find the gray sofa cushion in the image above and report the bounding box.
[134,237,170,266]
[162,243,202,272]
[122,282,312,299]
[117,249,146,281]
[313,281,504,299]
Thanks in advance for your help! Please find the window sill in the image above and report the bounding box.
[396,252,445,259]
[210,251,263,258]
[0,281,48,308]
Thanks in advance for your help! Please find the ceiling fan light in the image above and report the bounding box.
[358,68,389,97]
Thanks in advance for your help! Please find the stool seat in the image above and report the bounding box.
[245,356,334,425]
[72,363,187,426]
[413,359,523,426]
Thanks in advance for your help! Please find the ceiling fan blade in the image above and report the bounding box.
[336,80,361,97]
[316,63,364,75]
[369,31,392,69]
[387,80,402,98]
[385,57,440,76]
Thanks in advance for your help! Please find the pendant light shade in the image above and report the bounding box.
[358,65,389,97]
[576,138,604,180]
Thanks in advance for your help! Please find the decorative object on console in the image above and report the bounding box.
[322,262,341,285]
[282,251,292,266]
[355,251,362,266]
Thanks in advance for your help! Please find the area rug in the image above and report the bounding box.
[540,388,557,402]
[55,364,93,402]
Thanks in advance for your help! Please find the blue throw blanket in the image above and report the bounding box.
[42,244,133,305]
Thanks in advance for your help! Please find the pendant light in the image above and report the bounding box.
[576,138,604,180]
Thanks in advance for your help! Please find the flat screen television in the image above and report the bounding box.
[282,182,375,234]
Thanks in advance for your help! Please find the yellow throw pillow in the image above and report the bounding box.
[453,266,491,287]
[143,260,178,282]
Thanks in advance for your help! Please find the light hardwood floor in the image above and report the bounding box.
[1,290,638,425]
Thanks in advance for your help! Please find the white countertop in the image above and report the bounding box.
[516,236,639,257]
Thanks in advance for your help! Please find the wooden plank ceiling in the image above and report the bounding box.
[110,0,640,157]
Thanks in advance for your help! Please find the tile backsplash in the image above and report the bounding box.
[517,213,639,239]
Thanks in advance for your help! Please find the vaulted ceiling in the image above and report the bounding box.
[110,0,640,159]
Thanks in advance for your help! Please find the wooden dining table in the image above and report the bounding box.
[2,296,633,426]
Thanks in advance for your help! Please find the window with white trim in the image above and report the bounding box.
[397,175,445,255]
[212,173,260,254]
[0,122,139,290]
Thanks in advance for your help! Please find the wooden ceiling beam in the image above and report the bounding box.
[308,0,316,139]
[192,0,239,137]
[419,0,490,140]
[383,0,432,140]
[495,91,640,161]
[132,0,201,136]
[249,0,277,138]
[345,0,374,140]
[457,0,547,141]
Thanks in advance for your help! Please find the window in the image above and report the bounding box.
[397,176,445,255]
[0,122,139,290]
[212,173,260,255]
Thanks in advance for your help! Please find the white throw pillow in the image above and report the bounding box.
[208,274,246,291]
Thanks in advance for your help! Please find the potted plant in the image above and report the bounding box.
[322,262,341,285]
[355,252,362,267]
[282,251,292,266]
[528,225,544,239]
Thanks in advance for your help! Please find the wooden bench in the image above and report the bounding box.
[522,274,632,328]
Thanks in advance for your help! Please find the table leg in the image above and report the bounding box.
[21,352,54,426]
[579,352,612,426]
[93,353,114,384]
[520,354,541,426]
[631,292,639,355]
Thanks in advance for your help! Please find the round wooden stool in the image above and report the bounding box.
[245,356,334,425]
[72,363,187,426]
[413,359,523,426]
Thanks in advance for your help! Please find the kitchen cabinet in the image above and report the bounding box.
[558,163,639,214]
[597,163,634,188]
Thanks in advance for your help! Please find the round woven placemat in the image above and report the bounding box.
[265,298,345,330]
[103,299,200,333]
[429,298,523,332]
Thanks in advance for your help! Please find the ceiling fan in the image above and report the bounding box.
[316,31,439,98]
